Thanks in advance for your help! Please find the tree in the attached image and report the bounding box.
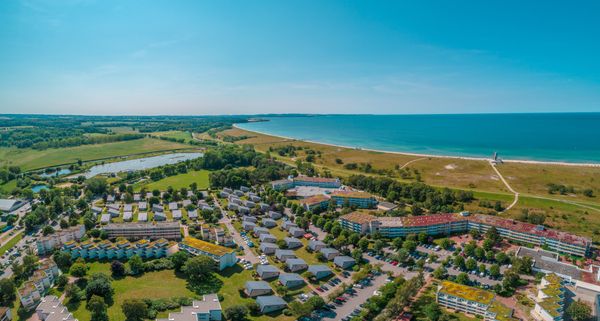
[122,298,148,321]
[567,299,592,321]
[85,273,114,301]
[423,302,442,321]
[88,295,108,321]
[495,252,508,265]
[358,238,369,251]
[373,240,385,252]
[455,272,469,285]
[453,256,465,270]
[439,238,453,250]
[65,283,83,302]
[87,177,108,195]
[0,278,16,304]
[53,251,73,271]
[402,240,417,253]
[489,264,501,278]
[183,256,215,284]
[128,255,144,275]
[56,274,69,289]
[225,305,248,321]
[70,263,87,277]
[433,267,447,280]
[170,251,189,271]
[465,258,477,271]
[111,261,126,277]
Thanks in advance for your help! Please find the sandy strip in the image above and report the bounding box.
[233,124,600,168]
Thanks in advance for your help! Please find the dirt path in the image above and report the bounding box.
[489,161,519,212]
[400,157,428,169]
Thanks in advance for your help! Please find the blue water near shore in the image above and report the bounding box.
[236,113,600,163]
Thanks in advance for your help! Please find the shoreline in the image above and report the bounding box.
[232,124,600,168]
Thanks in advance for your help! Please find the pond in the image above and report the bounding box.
[84,152,203,178]
[31,184,49,193]
[39,168,72,178]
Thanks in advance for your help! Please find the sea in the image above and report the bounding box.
[236,113,600,164]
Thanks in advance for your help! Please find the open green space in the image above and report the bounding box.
[0,180,17,194]
[0,138,193,170]
[69,263,196,321]
[134,170,210,191]
[0,232,23,255]
[152,131,194,143]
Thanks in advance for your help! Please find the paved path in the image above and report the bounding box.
[213,195,259,264]
[489,161,519,212]
[322,274,388,321]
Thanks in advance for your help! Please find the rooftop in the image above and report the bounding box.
[331,190,374,199]
[298,194,330,205]
[294,176,339,183]
[439,281,495,305]
[340,212,377,224]
[181,237,234,256]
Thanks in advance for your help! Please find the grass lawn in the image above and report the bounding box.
[0,231,23,255]
[0,138,193,170]
[70,263,197,321]
[134,170,210,192]
[0,179,17,193]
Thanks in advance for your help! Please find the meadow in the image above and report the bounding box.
[134,170,211,191]
[0,138,194,171]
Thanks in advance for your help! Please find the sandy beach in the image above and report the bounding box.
[233,124,600,168]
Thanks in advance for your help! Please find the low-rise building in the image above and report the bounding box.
[172,209,182,220]
[257,265,280,280]
[308,240,326,252]
[260,243,278,255]
[253,227,270,236]
[179,237,236,271]
[259,234,277,244]
[289,227,305,238]
[242,216,257,223]
[123,211,133,222]
[320,248,340,261]
[286,258,308,272]
[100,213,111,224]
[275,249,296,262]
[36,225,86,255]
[278,273,305,288]
[281,221,297,231]
[268,211,282,220]
[333,256,356,269]
[137,212,148,222]
[156,293,222,321]
[103,222,181,240]
[308,265,332,280]
[284,237,302,249]
[262,218,277,228]
[256,296,287,314]
[245,281,273,297]
[242,221,256,231]
[299,194,330,211]
[0,199,27,215]
[154,212,167,221]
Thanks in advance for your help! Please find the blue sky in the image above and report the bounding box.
[1,0,599,115]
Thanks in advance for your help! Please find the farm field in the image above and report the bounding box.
[0,138,194,170]
[152,130,194,143]
[134,170,211,192]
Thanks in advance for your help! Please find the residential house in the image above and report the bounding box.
[245,281,273,297]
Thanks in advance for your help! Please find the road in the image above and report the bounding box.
[213,195,259,264]
[322,274,389,321]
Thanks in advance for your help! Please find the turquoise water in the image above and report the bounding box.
[236,113,600,163]
[31,184,48,193]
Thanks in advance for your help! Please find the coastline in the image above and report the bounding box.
[232,124,600,168]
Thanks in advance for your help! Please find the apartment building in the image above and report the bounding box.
[339,212,591,257]
[36,225,86,255]
[18,260,59,310]
[102,222,181,240]
[271,176,341,191]
[298,194,330,211]
[330,191,377,209]
[436,281,517,321]
[0,307,11,321]
[62,238,177,260]
[36,295,78,321]
[179,237,236,271]
[532,274,565,321]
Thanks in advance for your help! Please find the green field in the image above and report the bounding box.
[0,180,17,194]
[153,131,194,143]
[0,138,194,170]
[0,232,23,255]
[70,263,197,321]
[135,170,210,191]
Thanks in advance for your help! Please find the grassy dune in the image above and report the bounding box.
[0,138,193,170]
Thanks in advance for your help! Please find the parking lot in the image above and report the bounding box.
[321,273,388,321]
